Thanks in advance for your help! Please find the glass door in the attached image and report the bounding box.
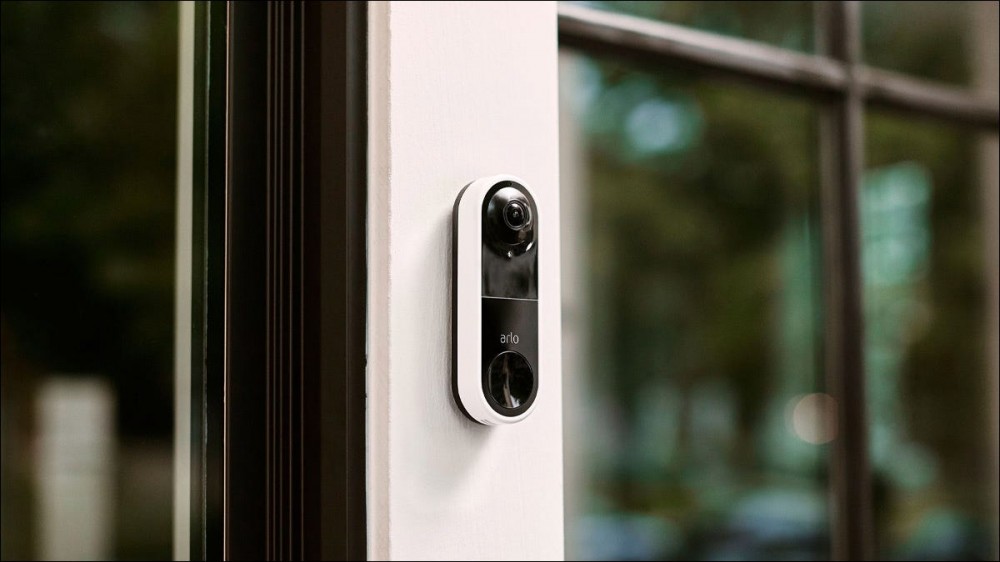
[1,2,182,559]
[559,1,999,560]
[2,3,369,560]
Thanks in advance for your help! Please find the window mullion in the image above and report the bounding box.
[816,2,874,560]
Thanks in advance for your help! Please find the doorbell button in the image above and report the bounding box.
[486,351,535,411]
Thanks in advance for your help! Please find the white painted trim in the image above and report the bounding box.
[558,52,590,560]
[367,2,562,559]
[173,3,195,559]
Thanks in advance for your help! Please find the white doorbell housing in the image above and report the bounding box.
[453,174,540,425]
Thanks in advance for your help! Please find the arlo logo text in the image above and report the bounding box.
[500,332,519,344]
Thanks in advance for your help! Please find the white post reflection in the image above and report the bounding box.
[35,377,114,561]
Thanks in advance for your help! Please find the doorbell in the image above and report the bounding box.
[453,175,540,425]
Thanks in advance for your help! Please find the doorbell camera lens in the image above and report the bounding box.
[485,186,536,257]
[503,200,529,230]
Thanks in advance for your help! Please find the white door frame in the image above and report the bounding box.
[366,2,563,559]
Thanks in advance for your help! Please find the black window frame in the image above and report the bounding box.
[558,2,999,560]
[189,2,367,560]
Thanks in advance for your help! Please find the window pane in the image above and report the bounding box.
[560,52,829,560]
[862,1,988,86]
[863,115,999,560]
[568,1,816,53]
[1,2,178,559]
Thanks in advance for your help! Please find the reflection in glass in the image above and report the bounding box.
[560,52,829,560]
[1,2,178,559]
[864,114,998,560]
[862,1,977,85]
[569,1,816,53]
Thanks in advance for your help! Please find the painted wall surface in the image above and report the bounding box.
[367,2,563,560]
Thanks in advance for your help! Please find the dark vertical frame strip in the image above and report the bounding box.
[817,2,874,560]
[190,2,227,560]
[221,1,367,559]
[309,2,369,559]
[226,2,269,559]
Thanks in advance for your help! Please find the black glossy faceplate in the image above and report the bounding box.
[480,181,539,416]
[481,297,538,416]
